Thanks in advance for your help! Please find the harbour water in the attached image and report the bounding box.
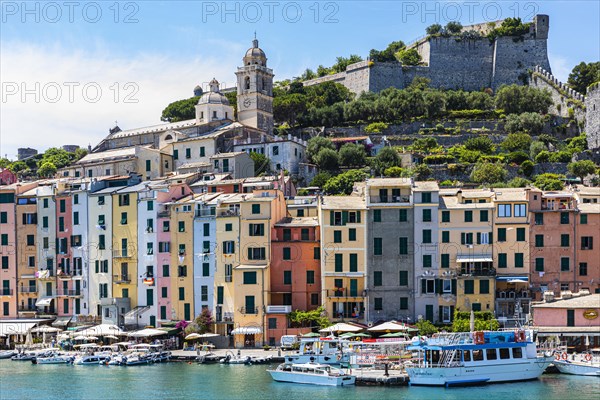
[1,360,598,400]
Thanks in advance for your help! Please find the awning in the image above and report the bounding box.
[36,297,55,307]
[230,327,262,335]
[52,316,72,327]
[456,255,493,263]
[234,264,268,270]
[536,326,600,337]
[496,276,529,282]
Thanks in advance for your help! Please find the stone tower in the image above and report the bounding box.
[534,14,549,39]
[235,38,274,135]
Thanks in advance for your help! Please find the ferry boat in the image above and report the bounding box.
[268,362,356,386]
[405,330,554,386]
[284,337,351,365]
[553,349,600,376]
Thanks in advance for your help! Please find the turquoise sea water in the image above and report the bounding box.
[0,360,599,400]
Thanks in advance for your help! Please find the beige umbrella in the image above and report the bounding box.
[104,335,119,340]
[368,321,410,332]
[31,325,62,333]
[319,323,363,334]
[198,333,219,338]
[185,333,202,340]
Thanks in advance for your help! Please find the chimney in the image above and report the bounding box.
[543,291,555,302]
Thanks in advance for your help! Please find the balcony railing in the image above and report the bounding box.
[217,208,240,217]
[113,274,131,283]
[215,311,234,322]
[158,210,171,218]
[112,249,130,258]
[56,289,83,296]
[370,195,410,204]
[195,208,216,218]
[266,305,292,314]
[19,287,38,293]
[37,270,54,279]
[326,288,362,298]
[0,289,14,296]
[17,306,38,312]
[239,307,259,315]
[458,264,495,276]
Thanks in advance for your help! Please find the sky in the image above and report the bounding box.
[1,0,599,159]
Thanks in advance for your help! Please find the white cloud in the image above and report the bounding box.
[548,52,572,83]
[0,41,243,159]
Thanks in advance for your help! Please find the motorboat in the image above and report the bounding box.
[73,354,110,365]
[33,354,75,364]
[251,355,273,364]
[284,337,351,365]
[268,362,356,386]
[196,352,220,364]
[553,349,600,376]
[405,330,554,386]
[0,350,16,359]
[220,353,252,365]
[106,354,127,366]
[11,352,37,361]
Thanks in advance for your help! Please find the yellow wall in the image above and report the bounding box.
[170,200,195,320]
[112,192,139,307]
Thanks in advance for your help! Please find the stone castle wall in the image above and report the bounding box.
[529,66,586,122]
[586,83,600,150]
[491,36,550,90]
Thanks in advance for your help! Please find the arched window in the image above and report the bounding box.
[164,134,173,141]
[245,76,250,90]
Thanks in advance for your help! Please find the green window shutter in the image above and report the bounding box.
[217,287,223,304]
[374,238,382,255]
[342,211,348,225]
[441,254,450,268]
[356,211,361,223]
[348,228,356,241]
[442,231,449,243]
[334,254,343,272]
[399,237,408,255]
[374,209,381,222]
[515,253,524,268]
[581,214,588,224]
[535,258,544,271]
[479,279,489,294]
[349,254,358,272]
[283,247,291,260]
[399,209,407,222]
[561,257,570,271]
[95,260,99,273]
[399,271,408,286]
[373,271,382,286]
[435,279,442,294]
[330,211,334,226]
[451,280,457,295]
[498,253,507,268]
[421,279,426,294]
[476,232,481,245]
[516,228,525,241]
[461,233,465,245]
[498,228,506,242]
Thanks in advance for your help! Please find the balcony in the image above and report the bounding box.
[457,264,495,276]
[158,209,171,218]
[0,288,14,296]
[112,249,130,258]
[57,270,73,279]
[56,289,83,297]
[239,307,259,315]
[17,306,38,312]
[326,288,363,298]
[195,208,216,218]
[19,287,38,294]
[266,305,292,314]
[369,195,410,204]
[113,274,131,284]
[37,270,54,280]
[215,311,234,323]
[217,208,240,217]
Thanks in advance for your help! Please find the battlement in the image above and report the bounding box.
[532,66,586,102]
[585,81,600,150]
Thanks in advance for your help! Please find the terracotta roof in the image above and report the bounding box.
[532,293,600,309]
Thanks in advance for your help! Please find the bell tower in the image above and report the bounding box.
[235,37,274,135]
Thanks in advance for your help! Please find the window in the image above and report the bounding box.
[26,235,34,246]
[283,247,291,260]
[178,287,185,301]
[579,263,588,276]
[514,204,526,217]
[399,209,407,222]
[200,147,205,157]
[348,228,356,241]
[479,279,489,294]
[581,236,594,250]
[333,231,342,243]
[486,349,498,360]
[441,211,450,223]
[442,279,452,294]
[178,244,186,256]
[516,228,525,242]
[561,234,570,247]
[43,237,49,249]
[1,256,8,269]
[272,146,279,156]
[374,298,383,311]
[59,199,66,213]
[313,247,320,260]
[202,263,209,277]
[121,212,127,225]
[306,270,315,284]
[497,228,507,242]
[567,309,575,327]
[374,238,382,255]
[422,229,432,243]
[283,271,292,285]
[225,264,233,282]
[422,209,432,222]
[185,148,191,159]
[178,221,185,232]
[161,287,168,298]
[249,223,264,236]
[225,223,232,232]
[560,212,569,224]
[423,254,432,268]
[373,271,382,286]
[423,279,435,294]
[479,210,488,222]
[499,348,510,360]
[301,229,309,241]
[498,253,507,268]
[118,194,130,206]
[441,253,450,268]
[399,237,408,255]
[297,209,304,217]
[534,213,543,225]
[98,235,105,250]
[311,293,319,305]
[535,258,544,272]
[580,214,588,224]
[158,242,171,253]
[244,271,256,285]
[247,247,265,260]
[58,217,64,232]
[178,265,187,277]
[43,198,48,208]
[512,348,523,359]
[374,209,381,222]
[464,210,473,222]
[421,192,431,203]
[398,271,409,286]
[162,265,169,277]
[464,280,474,294]
[515,253,525,268]
[251,204,260,214]
[498,204,511,217]
[71,235,82,247]
[334,254,343,272]
[442,306,452,323]
[282,229,291,241]
[400,297,408,310]
[535,235,544,247]
[173,149,179,160]
[560,257,570,272]
[349,254,358,272]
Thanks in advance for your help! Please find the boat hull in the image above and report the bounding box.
[406,357,553,386]
[554,360,600,376]
[284,354,348,365]
[268,370,356,386]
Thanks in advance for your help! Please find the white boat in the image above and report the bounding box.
[405,330,554,386]
[33,354,74,364]
[220,354,252,364]
[554,349,600,376]
[0,350,16,359]
[284,338,351,365]
[73,354,110,365]
[268,362,356,386]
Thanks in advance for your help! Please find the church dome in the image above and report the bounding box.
[244,38,267,66]
[197,79,229,105]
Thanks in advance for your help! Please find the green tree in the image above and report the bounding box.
[73,148,88,161]
[471,162,507,184]
[310,172,332,187]
[415,319,438,336]
[273,93,308,125]
[37,161,57,178]
[410,137,440,153]
[307,136,335,163]
[364,122,389,133]
[396,48,422,66]
[464,136,495,154]
[8,160,28,174]
[372,147,400,175]
[161,96,199,122]
[331,55,363,73]
[289,306,330,329]
[314,148,339,171]
[452,311,500,332]
[445,21,463,34]
[518,160,535,176]
[495,85,553,114]
[339,143,366,167]
[383,166,404,177]
[300,68,316,81]
[501,132,532,152]
[529,141,547,160]
[568,160,597,183]
[426,23,442,35]
[369,40,406,62]
[508,177,531,187]
[411,164,433,180]
[567,61,600,94]
[534,173,565,190]
[322,169,367,195]
[38,147,73,169]
[249,151,271,175]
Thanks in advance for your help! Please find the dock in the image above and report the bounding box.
[353,368,410,386]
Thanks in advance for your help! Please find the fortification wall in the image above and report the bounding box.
[585,83,600,150]
[529,66,586,122]
[492,36,550,90]
[367,62,404,93]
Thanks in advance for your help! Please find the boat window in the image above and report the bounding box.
[472,350,484,361]
[499,348,510,359]
[486,349,498,360]
[463,350,471,362]
[512,347,523,359]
